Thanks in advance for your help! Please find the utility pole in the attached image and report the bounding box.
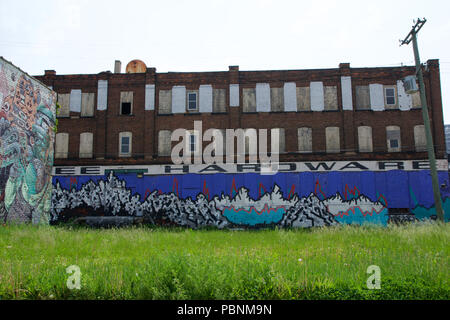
[400,18,444,222]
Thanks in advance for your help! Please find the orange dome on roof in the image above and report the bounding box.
[125,60,147,73]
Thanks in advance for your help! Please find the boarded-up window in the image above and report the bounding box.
[213,89,226,113]
[55,132,69,159]
[358,126,373,152]
[411,91,422,108]
[324,86,338,110]
[79,132,93,158]
[243,88,256,113]
[355,86,370,110]
[159,90,172,114]
[298,127,312,153]
[57,93,70,117]
[119,132,132,157]
[120,91,133,115]
[414,125,427,152]
[271,128,285,153]
[270,87,283,112]
[158,130,172,156]
[81,93,95,117]
[296,87,310,111]
[386,126,401,152]
[326,127,340,153]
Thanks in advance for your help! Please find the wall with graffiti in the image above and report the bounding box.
[0,57,56,224]
[51,169,450,227]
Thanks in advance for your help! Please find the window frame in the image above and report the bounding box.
[119,132,132,157]
[187,91,198,111]
[386,126,401,152]
[384,86,397,107]
[120,91,134,116]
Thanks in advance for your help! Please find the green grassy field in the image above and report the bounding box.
[0,222,448,300]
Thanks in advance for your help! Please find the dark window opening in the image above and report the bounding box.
[390,139,399,148]
[121,102,131,115]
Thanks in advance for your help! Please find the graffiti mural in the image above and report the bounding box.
[0,58,56,224]
[50,169,449,228]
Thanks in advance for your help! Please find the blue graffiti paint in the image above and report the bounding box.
[222,205,286,226]
[51,169,450,227]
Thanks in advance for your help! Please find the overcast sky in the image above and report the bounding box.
[1,0,449,122]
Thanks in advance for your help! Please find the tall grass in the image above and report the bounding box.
[0,223,448,299]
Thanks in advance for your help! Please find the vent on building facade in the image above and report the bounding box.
[402,75,419,94]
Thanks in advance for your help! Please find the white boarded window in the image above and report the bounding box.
[119,132,132,157]
[358,126,373,152]
[283,82,297,112]
[120,91,133,115]
[298,127,312,153]
[172,86,186,113]
[79,132,93,158]
[81,93,95,117]
[256,83,271,112]
[57,93,70,117]
[97,80,108,111]
[369,84,385,111]
[229,84,239,107]
[55,133,69,159]
[325,127,340,153]
[145,84,155,110]
[69,89,82,113]
[158,130,172,156]
[310,81,324,111]
[386,126,401,152]
[414,125,427,152]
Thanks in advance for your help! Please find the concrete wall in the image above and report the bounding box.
[0,57,56,224]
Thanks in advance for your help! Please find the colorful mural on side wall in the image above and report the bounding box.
[0,57,56,224]
[51,170,450,228]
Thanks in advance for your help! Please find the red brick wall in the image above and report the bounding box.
[35,60,446,166]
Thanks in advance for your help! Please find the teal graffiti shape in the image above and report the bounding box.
[222,205,286,226]
[334,207,389,225]
[412,198,450,222]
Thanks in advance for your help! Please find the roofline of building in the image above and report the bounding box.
[34,60,440,78]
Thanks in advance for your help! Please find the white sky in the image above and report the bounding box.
[1,0,450,122]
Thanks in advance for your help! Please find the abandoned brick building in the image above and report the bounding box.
[35,59,447,166]
[37,59,450,226]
